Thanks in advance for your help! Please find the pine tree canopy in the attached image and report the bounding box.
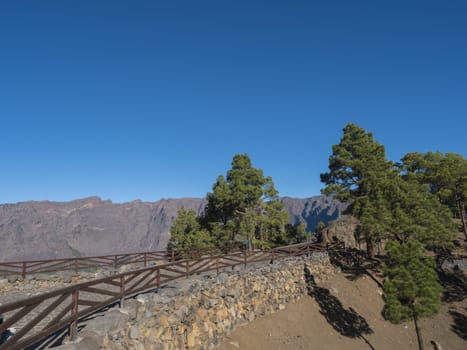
[383,241,442,323]
[168,208,213,250]
[204,154,289,249]
[321,123,457,255]
[400,151,467,239]
[168,154,290,250]
[320,124,395,255]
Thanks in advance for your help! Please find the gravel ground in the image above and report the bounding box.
[218,269,467,350]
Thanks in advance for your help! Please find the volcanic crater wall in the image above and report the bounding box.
[0,196,344,261]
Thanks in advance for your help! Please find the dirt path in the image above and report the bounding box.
[218,270,466,350]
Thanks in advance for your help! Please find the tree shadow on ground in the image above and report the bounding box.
[304,265,376,350]
[449,309,467,340]
[329,250,384,289]
[436,268,466,303]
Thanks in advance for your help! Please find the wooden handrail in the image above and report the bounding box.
[0,245,241,278]
[0,241,343,349]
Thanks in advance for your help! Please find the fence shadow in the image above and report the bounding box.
[449,309,467,341]
[437,268,467,303]
[304,265,376,350]
[328,250,383,289]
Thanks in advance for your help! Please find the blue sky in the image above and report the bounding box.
[1,0,466,204]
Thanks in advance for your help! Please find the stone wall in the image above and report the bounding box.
[58,253,335,350]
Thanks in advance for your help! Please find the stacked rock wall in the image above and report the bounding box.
[61,253,334,350]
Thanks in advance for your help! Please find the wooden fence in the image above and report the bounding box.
[0,246,239,278]
[0,241,344,350]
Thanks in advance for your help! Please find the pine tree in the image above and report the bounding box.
[315,221,326,233]
[321,123,394,256]
[401,152,467,240]
[321,124,456,255]
[285,222,308,244]
[383,241,442,350]
[384,177,456,249]
[204,154,289,250]
[167,208,213,251]
[169,154,289,251]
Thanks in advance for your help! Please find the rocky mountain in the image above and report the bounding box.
[280,196,343,231]
[0,196,344,261]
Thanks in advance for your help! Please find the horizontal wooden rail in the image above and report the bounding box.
[0,245,241,278]
[0,241,338,350]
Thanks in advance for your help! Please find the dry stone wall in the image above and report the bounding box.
[58,253,335,350]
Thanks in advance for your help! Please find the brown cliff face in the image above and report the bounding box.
[319,215,360,248]
[0,196,344,261]
[280,196,343,232]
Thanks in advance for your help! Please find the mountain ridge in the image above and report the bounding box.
[0,196,344,261]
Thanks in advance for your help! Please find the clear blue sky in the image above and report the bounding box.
[1,0,466,204]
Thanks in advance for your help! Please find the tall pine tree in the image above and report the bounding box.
[168,154,289,251]
[321,123,394,256]
[204,154,288,250]
[321,123,456,255]
[401,152,467,240]
[383,241,442,350]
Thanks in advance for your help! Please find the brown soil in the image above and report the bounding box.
[218,269,466,350]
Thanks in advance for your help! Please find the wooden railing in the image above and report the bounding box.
[0,246,240,278]
[0,242,344,350]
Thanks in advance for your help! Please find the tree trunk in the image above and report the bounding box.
[457,199,467,241]
[250,235,255,251]
[319,228,329,245]
[413,314,425,350]
[366,239,374,258]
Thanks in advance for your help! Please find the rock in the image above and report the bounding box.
[69,254,333,350]
[175,305,189,319]
[136,294,148,304]
[130,326,140,339]
[160,286,179,298]
[53,336,100,350]
[217,273,229,284]
[209,298,219,307]
[57,272,74,283]
[321,215,358,248]
[227,287,240,298]
[77,309,129,346]
[7,275,20,283]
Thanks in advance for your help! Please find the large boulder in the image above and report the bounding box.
[319,216,360,248]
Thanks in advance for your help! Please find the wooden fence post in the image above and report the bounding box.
[22,262,26,279]
[144,253,147,267]
[120,276,125,308]
[186,261,190,278]
[156,268,161,289]
[114,256,118,269]
[216,257,219,274]
[69,290,79,341]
